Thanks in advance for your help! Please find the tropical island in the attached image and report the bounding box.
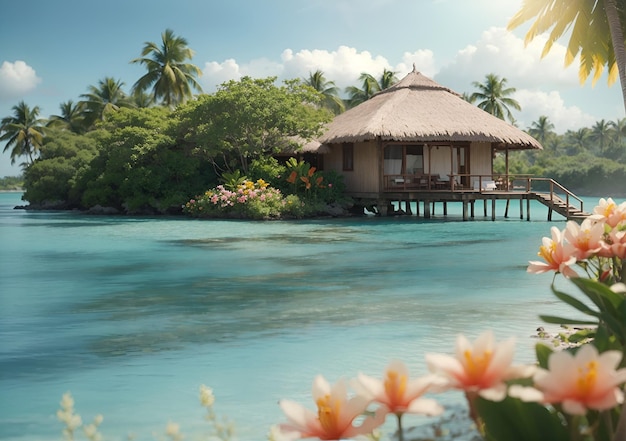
[1,12,625,218]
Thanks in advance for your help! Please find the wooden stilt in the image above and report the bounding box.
[471,201,475,218]
[424,200,431,218]
[491,199,496,221]
[520,199,523,220]
[483,200,488,217]
[405,200,412,215]
[463,200,468,221]
[504,199,510,218]
[526,198,530,221]
[443,202,448,216]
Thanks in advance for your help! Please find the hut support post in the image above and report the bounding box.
[504,199,510,218]
[462,200,469,221]
[424,200,431,218]
[471,201,475,218]
[443,202,448,216]
[526,198,531,221]
[405,200,412,215]
[520,199,524,220]
[491,199,496,221]
[483,200,488,217]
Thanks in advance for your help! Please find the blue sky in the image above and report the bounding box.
[1,0,624,177]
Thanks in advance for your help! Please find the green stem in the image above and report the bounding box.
[613,402,626,441]
[566,414,582,441]
[396,413,404,441]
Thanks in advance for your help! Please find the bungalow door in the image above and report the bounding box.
[455,145,469,188]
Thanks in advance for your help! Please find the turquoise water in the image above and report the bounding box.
[0,192,616,440]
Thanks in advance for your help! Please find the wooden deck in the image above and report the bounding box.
[352,176,591,221]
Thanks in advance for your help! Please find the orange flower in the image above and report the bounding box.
[563,219,604,261]
[286,171,297,184]
[510,345,626,415]
[353,360,443,417]
[425,330,534,401]
[527,226,578,278]
[278,375,385,441]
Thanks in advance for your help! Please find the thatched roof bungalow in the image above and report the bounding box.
[318,66,542,198]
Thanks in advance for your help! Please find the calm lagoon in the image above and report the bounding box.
[0,192,618,440]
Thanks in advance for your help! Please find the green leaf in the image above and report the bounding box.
[476,396,569,441]
[535,343,554,369]
[539,315,596,325]
[571,278,623,310]
[551,285,598,316]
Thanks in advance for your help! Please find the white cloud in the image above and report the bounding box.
[200,45,437,95]
[436,26,578,94]
[513,89,596,133]
[0,60,42,100]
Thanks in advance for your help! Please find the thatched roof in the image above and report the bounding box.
[277,136,330,155]
[319,67,542,150]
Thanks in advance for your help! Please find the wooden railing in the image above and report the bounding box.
[528,177,585,217]
[383,173,534,192]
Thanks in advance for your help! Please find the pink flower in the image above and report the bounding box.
[590,198,626,228]
[527,226,578,278]
[353,360,443,417]
[425,330,534,401]
[510,345,626,415]
[278,375,385,441]
[563,219,605,261]
[599,226,626,259]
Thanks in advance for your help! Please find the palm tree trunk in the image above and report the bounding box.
[605,0,626,115]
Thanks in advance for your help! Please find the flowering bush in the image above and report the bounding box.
[183,179,291,220]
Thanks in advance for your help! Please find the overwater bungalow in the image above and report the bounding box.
[313,66,588,220]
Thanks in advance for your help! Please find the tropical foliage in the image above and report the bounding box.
[304,70,345,115]
[79,77,134,128]
[494,115,626,196]
[508,0,626,114]
[182,179,297,220]
[131,28,203,108]
[0,101,46,167]
[470,73,521,123]
[175,76,331,174]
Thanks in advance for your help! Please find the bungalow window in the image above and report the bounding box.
[384,144,424,175]
[342,143,354,171]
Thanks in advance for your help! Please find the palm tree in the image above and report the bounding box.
[590,119,613,155]
[378,68,399,90]
[304,70,345,115]
[609,117,626,144]
[345,73,380,108]
[470,74,521,123]
[0,101,46,167]
[344,69,400,109]
[48,100,86,134]
[528,115,555,146]
[566,127,590,154]
[508,0,626,114]
[131,29,203,108]
[80,77,133,126]
[131,90,155,108]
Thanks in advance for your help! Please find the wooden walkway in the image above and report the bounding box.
[354,177,591,221]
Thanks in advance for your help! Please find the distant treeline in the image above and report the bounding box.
[0,176,23,191]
